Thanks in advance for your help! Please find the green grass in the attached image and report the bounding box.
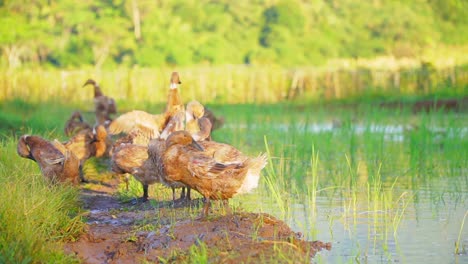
[0,139,83,263]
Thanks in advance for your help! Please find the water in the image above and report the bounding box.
[244,175,467,263]
[232,115,468,264]
[316,179,466,263]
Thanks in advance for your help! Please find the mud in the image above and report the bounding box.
[64,178,331,263]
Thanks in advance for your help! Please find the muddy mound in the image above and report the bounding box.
[65,183,330,263]
[146,212,330,263]
[66,212,330,263]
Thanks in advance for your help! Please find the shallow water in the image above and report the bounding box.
[229,111,468,264]
[244,174,467,263]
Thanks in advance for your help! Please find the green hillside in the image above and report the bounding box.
[1,0,467,68]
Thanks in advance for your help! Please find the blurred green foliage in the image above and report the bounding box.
[1,0,467,68]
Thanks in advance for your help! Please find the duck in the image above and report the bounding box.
[185,100,212,141]
[64,111,92,137]
[159,107,185,140]
[58,125,109,182]
[162,131,267,217]
[165,72,184,116]
[111,143,150,201]
[135,138,191,202]
[93,124,111,158]
[58,129,95,183]
[17,135,80,185]
[203,107,225,132]
[108,72,185,141]
[161,72,186,139]
[83,79,117,127]
[108,110,165,141]
[111,137,190,202]
[109,127,151,155]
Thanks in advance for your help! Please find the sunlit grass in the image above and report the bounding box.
[0,139,83,263]
[1,64,466,105]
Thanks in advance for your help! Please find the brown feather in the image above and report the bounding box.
[17,135,80,185]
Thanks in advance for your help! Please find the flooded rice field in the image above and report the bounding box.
[221,105,467,263]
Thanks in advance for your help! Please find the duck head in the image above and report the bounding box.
[166,131,204,151]
[71,111,83,121]
[83,79,103,97]
[17,135,34,160]
[170,72,181,89]
[186,100,205,120]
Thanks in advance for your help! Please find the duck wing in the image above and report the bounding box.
[187,154,243,179]
[111,144,148,174]
[108,110,163,139]
[198,141,247,164]
[160,110,185,139]
[40,142,66,165]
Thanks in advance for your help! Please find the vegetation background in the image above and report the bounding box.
[1,0,468,68]
[1,1,467,262]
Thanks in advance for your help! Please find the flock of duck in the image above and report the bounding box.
[17,72,267,217]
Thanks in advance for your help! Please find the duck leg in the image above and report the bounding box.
[178,187,191,201]
[171,187,177,202]
[202,196,211,217]
[186,188,191,201]
[222,200,232,215]
[179,187,186,200]
[79,163,88,183]
[124,174,130,191]
[141,184,149,202]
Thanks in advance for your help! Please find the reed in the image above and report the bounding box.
[455,210,468,255]
[262,136,289,221]
[1,62,466,105]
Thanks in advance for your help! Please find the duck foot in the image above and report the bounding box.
[130,197,148,205]
[80,178,89,183]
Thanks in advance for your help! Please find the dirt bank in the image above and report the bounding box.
[64,178,331,263]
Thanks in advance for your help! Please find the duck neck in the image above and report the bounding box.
[94,85,103,97]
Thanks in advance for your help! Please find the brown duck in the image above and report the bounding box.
[185,100,212,141]
[64,111,91,137]
[59,125,108,182]
[93,125,111,158]
[108,72,185,140]
[17,135,80,185]
[203,108,225,132]
[111,138,190,202]
[162,131,267,216]
[83,79,117,127]
[111,143,150,201]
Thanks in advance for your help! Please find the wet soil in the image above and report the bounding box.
[64,177,331,263]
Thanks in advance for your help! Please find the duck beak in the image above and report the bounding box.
[191,140,204,151]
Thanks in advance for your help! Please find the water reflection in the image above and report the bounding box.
[238,175,467,263]
[226,122,468,142]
